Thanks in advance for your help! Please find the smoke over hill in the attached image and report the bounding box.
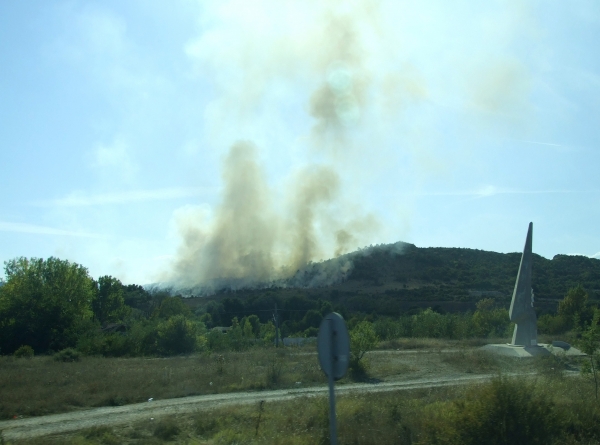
[164,1,532,291]
[169,241,411,296]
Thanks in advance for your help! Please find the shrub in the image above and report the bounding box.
[157,315,203,355]
[451,378,558,445]
[266,355,284,387]
[348,321,378,381]
[83,426,120,445]
[206,329,231,352]
[76,332,133,357]
[54,347,81,362]
[538,313,568,335]
[350,321,378,362]
[195,415,218,437]
[153,417,180,440]
[348,356,370,381]
[13,345,34,358]
[152,296,191,320]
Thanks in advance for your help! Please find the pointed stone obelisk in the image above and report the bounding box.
[509,222,538,346]
[482,223,585,356]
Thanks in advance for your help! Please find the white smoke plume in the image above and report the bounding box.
[167,0,533,292]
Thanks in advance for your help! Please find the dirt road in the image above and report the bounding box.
[0,373,506,441]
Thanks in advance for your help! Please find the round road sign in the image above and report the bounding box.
[317,312,350,380]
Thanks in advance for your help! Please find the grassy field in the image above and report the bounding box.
[0,337,568,420]
[9,372,600,445]
[0,347,323,419]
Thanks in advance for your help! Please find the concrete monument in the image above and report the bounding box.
[482,222,584,357]
[509,222,538,346]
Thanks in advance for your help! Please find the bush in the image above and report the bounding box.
[153,417,180,440]
[13,345,34,358]
[423,377,559,445]
[76,332,133,357]
[157,315,204,355]
[266,355,284,387]
[195,415,218,437]
[54,347,81,362]
[349,356,370,381]
[538,313,568,335]
[83,426,120,445]
[350,321,379,362]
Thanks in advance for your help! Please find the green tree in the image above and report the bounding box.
[92,275,130,324]
[302,310,323,330]
[123,284,152,313]
[472,298,510,338]
[260,320,276,343]
[0,257,95,354]
[157,315,204,355]
[348,320,379,381]
[242,314,261,337]
[558,284,589,329]
[350,321,379,362]
[152,296,191,320]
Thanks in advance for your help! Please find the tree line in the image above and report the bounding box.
[1,256,599,359]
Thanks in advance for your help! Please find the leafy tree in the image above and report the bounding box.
[472,298,510,338]
[0,257,95,354]
[157,315,204,355]
[227,316,248,351]
[558,285,589,329]
[92,275,130,324]
[123,284,152,312]
[198,312,214,328]
[412,308,448,338]
[260,320,276,344]
[242,317,254,338]
[348,320,379,381]
[302,310,323,330]
[152,296,191,319]
[350,321,379,362]
[244,314,261,337]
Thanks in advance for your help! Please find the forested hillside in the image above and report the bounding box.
[188,242,600,322]
[2,243,599,356]
[346,243,600,301]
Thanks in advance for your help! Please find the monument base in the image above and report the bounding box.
[481,341,585,358]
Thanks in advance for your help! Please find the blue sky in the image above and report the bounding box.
[1,0,599,285]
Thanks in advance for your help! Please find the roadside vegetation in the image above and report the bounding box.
[1,254,599,437]
[0,255,598,360]
[0,337,580,421]
[9,374,600,445]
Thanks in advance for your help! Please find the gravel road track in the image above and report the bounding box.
[0,373,505,441]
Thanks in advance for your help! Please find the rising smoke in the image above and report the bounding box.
[168,0,532,292]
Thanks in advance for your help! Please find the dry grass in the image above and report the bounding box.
[378,337,512,350]
[1,340,579,423]
[0,347,324,419]
[12,375,600,445]
[6,386,470,445]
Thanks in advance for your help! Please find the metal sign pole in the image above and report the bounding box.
[328,319,338,445]
[317,313,349,445]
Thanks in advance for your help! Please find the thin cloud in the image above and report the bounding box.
[591,252,600,259]
[518,139,563,147]
[406,188,600,197]
[0,221,101,238]
[31,187,213,207]
[508,139,576,153]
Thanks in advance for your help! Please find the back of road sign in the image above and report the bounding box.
[317,313,350,380]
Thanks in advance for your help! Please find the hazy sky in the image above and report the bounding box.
[1,0,599,285]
